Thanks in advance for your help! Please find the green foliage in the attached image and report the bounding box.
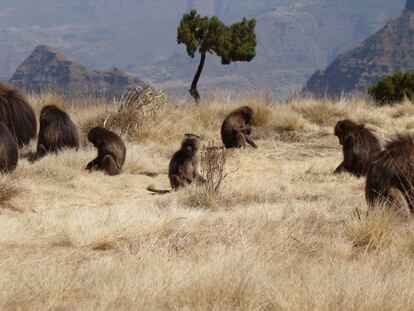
[368,72,414,105]
[177,10,256,65]
[228,18,256,63]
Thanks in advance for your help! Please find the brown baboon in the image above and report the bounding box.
[0,121,18,173]
[86,127,126,176]
[366,134,414,213]
[36,105,80,159]
[147,135,205,194]
[221,106,257,149]
[334,119,382,177]
[0,81,36,146]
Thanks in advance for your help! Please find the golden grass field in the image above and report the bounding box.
[1,92,414,310]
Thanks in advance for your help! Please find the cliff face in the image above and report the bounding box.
[9,45,142,98]
[305,5,414,96]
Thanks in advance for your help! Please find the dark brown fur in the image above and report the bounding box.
[36,105,79,159]
[147,135,205,194]
[221,106,257,149]
[86,127,126,176]
[366,134,414,214]
[334,119,382,177]
[0,81,36,146]
[0,121,18,173]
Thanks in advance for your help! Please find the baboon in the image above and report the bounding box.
[86,127,126,176]
[36,105,80,159]
[333,119,382,177]
[366,134,414,213]
[147,134,205,194]
[221,106,257,149]
[0,81,36,146]
[0,121,18,173]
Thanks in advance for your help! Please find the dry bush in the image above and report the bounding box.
[273,110,306,132]
[293,100,344,126]
[180,142,229,210]
[344,207,396,252]
[200,142,227,193]
[250,102,272,127]
[104,85,165,140]
[0,177,21,211]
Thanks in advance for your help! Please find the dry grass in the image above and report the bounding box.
[1,93,414,309]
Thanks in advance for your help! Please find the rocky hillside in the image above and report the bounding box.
[9,45,142,98]
[0,0,405,98]
[305,0,414,96]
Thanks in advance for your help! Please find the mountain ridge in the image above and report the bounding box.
[10,45,143,98]
[305,5,414,96]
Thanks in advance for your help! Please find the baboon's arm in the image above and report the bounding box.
[179,167,196,184]
[343,137,356,169]
[245,136,258,149]
[334,137,355,174]
[86,158,100,171]
[333,162,346,174]
[194,172,206,185]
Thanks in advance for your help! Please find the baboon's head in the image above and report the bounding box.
[39,105,61,126]
[88,127,106,148]
[334,119,360,145]
[239,106,254,123]
[181,136,200,156]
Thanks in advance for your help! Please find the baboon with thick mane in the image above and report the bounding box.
[147,134,205,194]
[334,119,382,177]
[366,134,414,213]
[221,106,257,149]
[86,127,126,176]
[36,105,80,159]
[0,121,18,173]
[0,81,36,146]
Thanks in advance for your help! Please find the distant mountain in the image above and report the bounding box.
[305,0,414,96]
[0,0,405,98]
[9,45,142,98]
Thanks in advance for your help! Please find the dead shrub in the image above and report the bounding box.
[104,84,166,140]
[181,142,228,210]
[250,103,272,127]
[0,177,22,211]
[344,207,396,253]
[201,141,227,194]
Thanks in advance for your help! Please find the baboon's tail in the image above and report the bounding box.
[146,185,171,194]
[140,172,159,177]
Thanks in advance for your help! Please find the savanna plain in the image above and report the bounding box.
[1,92,414,310]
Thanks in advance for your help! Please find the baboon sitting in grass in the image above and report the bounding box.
[86,127,126,176]
[36,105,80,159]
[366,134,414,214]
[0,121,18,173]
[147,134,205,194]
[0,81,36,146]
[221,106,257,149]
[334,119,381,177]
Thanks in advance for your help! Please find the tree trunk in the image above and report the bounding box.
[189,52,206,103]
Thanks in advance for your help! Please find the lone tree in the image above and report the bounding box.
[177,10,256,102]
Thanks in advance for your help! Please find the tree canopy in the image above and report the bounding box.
[177,10,256,102]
